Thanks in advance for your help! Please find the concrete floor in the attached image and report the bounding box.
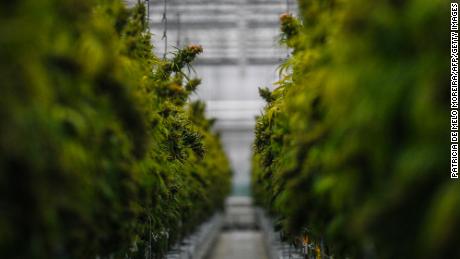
[207,230,268,259]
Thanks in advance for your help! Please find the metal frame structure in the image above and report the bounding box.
[147,0,297,65]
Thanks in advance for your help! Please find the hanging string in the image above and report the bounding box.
[176,12,181,47]
[145,0,150,24]
[285,0,291,59]
[143,0,151,33]
[162,0,168,59]
[148,215,152,259]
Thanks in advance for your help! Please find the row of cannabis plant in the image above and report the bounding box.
[252,0,458,258]
[0,0,231,258]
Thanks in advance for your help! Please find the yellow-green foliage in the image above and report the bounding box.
[0,0,231,258]
[253,0,457,258]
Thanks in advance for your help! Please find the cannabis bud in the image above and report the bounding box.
[280,12,293,24]
[163,44,204,75]
[258,87,274,103]
[185,78,202,92]
[279,12,299,40]
[186,44,203,55]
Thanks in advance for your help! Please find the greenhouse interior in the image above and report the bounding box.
[0,0,458,259]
